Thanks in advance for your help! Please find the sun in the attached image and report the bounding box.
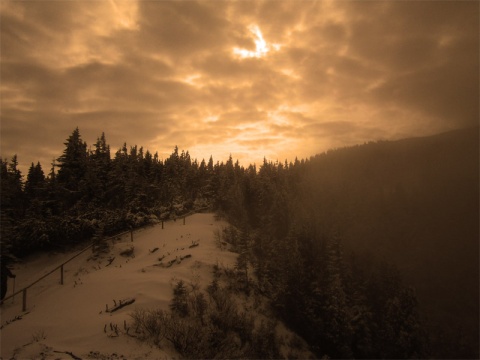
[109,0,139,30]
[233,25,281,59]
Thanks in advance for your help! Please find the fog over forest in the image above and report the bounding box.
[1,126,478,359]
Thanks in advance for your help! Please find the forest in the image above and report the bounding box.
[1,127,478,359]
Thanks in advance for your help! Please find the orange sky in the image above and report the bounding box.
[1,0,478,174]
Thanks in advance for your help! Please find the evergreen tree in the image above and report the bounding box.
[381,287,426,358]
[235,227,250,292]
[317,236,353,358]
[88,132,111,202]
[25,162,46,202]
[170,280,189,317]
[44,159,61,215]
[0,156,24,256]
[56,127,88,198]
[0,156,24,219]
[108,146,129,208]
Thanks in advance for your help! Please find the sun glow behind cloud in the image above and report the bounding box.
[0,0,478,175]
[108,0,139,31]
[233,25,280,59]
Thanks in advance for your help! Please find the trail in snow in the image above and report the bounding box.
[0,213,236,359]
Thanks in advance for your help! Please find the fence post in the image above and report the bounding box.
[183,216,186,225]
[130,230,133,242]
[162,221,164,229]
[22,289,27,312]
[60,264,64,285]
[12,277,16,304]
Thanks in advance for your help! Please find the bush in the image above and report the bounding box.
[131,281,285,359]
[130,308,168,345]
[164,316,206,357]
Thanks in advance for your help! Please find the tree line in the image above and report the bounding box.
[1,128,243,255]
[216,128,478,359]
[2,127,476,358]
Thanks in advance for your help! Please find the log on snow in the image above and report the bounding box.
[106,298,136,313]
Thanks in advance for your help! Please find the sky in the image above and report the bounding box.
[1,0,478,175]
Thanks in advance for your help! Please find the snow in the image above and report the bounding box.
[1,213,236,359]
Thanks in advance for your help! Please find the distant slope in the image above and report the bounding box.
[301,127,479,358]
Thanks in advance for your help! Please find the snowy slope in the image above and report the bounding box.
[1,213,236,359]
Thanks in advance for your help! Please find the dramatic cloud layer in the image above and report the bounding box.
[1,0,478,173]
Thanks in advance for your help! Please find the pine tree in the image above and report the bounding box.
[85,132,111,202]
[57,127,88,197]
[235,228,250,293]
[170,280,189,317]
[0,155,24,219]
[44,159,61,215]
[319,235,352,358]
[0,156,24,256]
[381,287,426,358]
[108,146,129,208]
[25,162,46,201]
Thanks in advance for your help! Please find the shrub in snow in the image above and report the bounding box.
[173,204,183,214]
[130,281,289,359]
[193,197,209,210]
[130,308,168,346]
[126,212,149,228]
[147,214,159,224]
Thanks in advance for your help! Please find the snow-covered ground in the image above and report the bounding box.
[1,213,236,359]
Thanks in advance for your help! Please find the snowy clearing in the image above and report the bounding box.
[0,213,236,359]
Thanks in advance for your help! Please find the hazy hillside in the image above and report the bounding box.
[299,127,479,357]
[1,127,478,359]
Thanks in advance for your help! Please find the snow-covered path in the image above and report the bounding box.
[0,213,236,359]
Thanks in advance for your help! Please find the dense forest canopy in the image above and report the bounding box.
[1,127,478,358]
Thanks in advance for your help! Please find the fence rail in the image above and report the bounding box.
[1,229,131,311]
[0,210,208,311]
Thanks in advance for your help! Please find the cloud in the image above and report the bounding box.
[344,1,479,127]
[137,1,230,60]
[1,0,478,175]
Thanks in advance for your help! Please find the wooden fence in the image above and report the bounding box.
[0,210,206,312]
[1,229,131,311]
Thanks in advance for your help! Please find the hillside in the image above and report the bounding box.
[0,214,239,359]
[298,127,479,357]
[1,126,478,358]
